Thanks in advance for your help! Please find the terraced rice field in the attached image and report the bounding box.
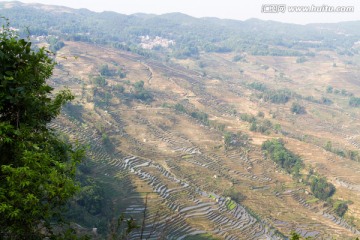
[49,41,360,239]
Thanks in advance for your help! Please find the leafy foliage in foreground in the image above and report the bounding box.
[0,24,83,238]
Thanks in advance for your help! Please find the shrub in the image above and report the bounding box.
[190,111,209,125]
[224,188,246,203]
[291,102,306,114]
[248,82,267,92]
[174,103,186,113]
[333,201,348,217]
[310,177,335,200]
[349,97,360,107]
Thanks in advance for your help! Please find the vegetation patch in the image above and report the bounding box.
[349,96,360,107]
[262,139,303,175]
[225,199,237,211]
[224,187,246,203]
[184,233,220,240]
[310,176,335,200]
[324,140,360,162]
[223,131,250,150]
[332,200,349,217]
[291,102,306,115]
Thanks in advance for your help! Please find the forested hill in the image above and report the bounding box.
[1,1,360,58]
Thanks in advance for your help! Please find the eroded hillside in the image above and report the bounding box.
[43,40,360,239]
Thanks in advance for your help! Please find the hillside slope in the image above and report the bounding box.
[46,40,360,239]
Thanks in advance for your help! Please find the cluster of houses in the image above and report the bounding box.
[140,35,175,50]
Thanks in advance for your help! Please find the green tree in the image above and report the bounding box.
[132,81,153,102]
[291,102,306,114]
[326,86,333,93]
[257,111,264,118]
[349,96,360,107]
[274,123,281,133]
[117,68,126,78]
[224,132,232,150]
[100,64,113,76]
[310,177,335,200]
[174,103,186,113]
[325,141,332,151]
[347,150,359,161]
[290,232,301,240]
[224,187,246,203]
[262,139,303,175]
[0,25,83,238]
[93,75,107,87]
[333,201,348,217]
[113,84,125,94]
[134,80,145,91]
[250,122,257,132]
[190,111,209,125]
[47,36,65,53]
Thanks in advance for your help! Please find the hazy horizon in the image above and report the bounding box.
[1,0,360,25]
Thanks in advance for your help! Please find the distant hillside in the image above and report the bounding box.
[1,1,360,58]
